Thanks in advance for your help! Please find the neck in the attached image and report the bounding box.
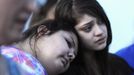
[82,51,101,75]
[47,71,58,75]
[83,51,96,67]
[14,38,36,57]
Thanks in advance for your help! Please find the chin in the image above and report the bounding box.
[60,65,69,74]
[97,44,107,50]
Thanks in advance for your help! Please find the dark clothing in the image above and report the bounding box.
[60,53,134,75]
[108,53,134,75]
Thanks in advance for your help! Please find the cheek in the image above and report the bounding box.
[102,26,107,35]
[105,29,108,38]
[102,27,108,42]
[78,32,94,48]
[36,41,55,59]
[78,32,92,43]
[38,47,56,59]
[36,48,56,67]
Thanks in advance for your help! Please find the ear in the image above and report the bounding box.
[37,25,50,38]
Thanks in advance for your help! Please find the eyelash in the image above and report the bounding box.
[65,39,72,48]
[82,21,94,32]
[82,19,105,33]
[83,25,92,32]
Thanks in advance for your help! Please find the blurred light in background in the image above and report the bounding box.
[37,0,47,7]
[22,13,33,32]
[23,0,48,32]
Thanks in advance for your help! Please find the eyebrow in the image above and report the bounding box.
[71,36,77,56]
[79,21,94,30]
[71,36,75,48]
[84,21,94,27]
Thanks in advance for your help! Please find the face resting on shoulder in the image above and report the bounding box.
[0,0,44,45]
[75,14,108,51]
[35,30,78,75]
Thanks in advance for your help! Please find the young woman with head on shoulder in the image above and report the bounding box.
[54,0,134,75]
[1,19,78,75]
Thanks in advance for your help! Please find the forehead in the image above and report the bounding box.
[54,30,76,39]
[47,30,77,44]
[76,14,95,27]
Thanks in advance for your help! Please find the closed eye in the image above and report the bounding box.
[65,38,72,48]
[64,35,77,56]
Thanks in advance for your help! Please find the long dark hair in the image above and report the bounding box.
[57,0,134,75]
[21,17,78,57]
[73,0,112,75]
[56,0,111,75]
[23,19,78,45]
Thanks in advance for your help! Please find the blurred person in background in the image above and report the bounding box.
[0,0,46,74]
[116,43,134,69]
[0,0,44,45]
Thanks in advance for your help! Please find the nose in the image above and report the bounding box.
[94,25,103,36]
[67,49,76,62]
